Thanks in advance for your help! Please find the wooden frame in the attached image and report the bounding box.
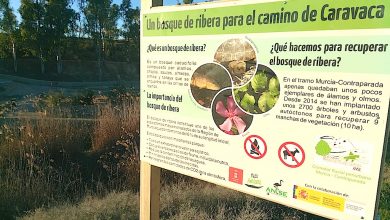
[140,1,163,219]
[140,161,161,220]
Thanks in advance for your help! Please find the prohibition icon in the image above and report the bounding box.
[278,142,305,168]
[244,135,267,159]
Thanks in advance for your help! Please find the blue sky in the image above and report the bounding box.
[9,0,209,13]
[9,0,140,13]
[8,0,209,25]
[8,0,207,22]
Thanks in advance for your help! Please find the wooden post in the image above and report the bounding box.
[142,0,163,9]
[140,1,163,219]
[153,0,163,6]
[140,161,161,220]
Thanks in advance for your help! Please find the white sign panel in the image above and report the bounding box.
[140,1,390,219]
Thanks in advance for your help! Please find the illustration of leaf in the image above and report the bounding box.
[269,77,280,96]
[251,71,268,93]
[315,140,331,156]
[240,93,255,112]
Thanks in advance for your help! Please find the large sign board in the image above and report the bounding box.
[140,0,390,219]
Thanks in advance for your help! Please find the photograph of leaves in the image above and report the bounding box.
[233,65,280,114]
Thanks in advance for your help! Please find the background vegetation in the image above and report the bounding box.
[1,0,389,220]
[0,0,140,81]
[0,87,141,219]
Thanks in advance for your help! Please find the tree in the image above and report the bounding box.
[104,3,120,60]
[84,0,119,80]
[19,0,46,74]
[183,0,194,4]
[120,0,139,63]
[72,0,87,38]
[45,0,75,74]
[0,0,18,73]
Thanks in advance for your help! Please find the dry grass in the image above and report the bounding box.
[0,114,93,218]
[159,180,312,220]
[382,163,390,183]
[92,95,139,152]
[23,176,315,220]
[379,163,390,219]
[92,94,140,190]
[0,89,140,219]
[21,191,140,220]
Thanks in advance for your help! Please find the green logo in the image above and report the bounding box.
[266,187,288,198]
[245,173,263,189]
[267,180,288,198]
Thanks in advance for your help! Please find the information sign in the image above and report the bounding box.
[140,1,390,219]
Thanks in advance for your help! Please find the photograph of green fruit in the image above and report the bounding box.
[233,65,280,114]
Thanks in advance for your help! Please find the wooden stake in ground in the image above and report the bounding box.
[140,161,161,220]
[140,1,162,219]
